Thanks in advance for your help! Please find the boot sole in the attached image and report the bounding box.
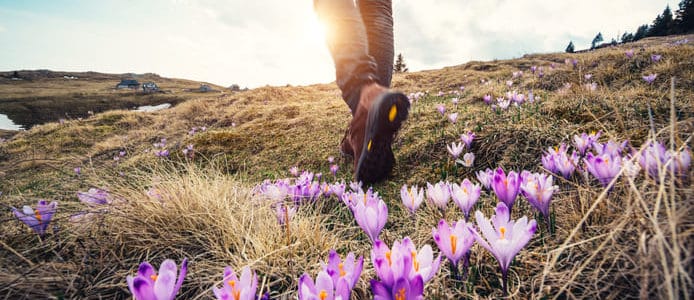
[355,92,410,184]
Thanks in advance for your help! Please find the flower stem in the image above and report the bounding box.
[502,269,509,297]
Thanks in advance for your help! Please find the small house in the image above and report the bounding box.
[142,82,160,93]
[199,84,213,92]
[116,79,140,89]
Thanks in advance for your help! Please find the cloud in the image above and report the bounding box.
[0,25,5,32]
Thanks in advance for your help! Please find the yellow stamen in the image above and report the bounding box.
[411,251,420,272]
[364,193,367,204]
[367,140,372,151]
[228,280,241,300]
[150,274,158,281]
[409,188,415,207]
[228,280,236,288]
[450,234,458,254]
[463,187,468,195]
[395,288,406,300]
[389,104,398,122]
[503,179,508,186]
[500,226,507,240]
[386,251,392,266]
[34,209,42,222]
[339,262,346,277]
[319,290,328,300]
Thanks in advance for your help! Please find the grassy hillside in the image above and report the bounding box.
[0,34,692,299]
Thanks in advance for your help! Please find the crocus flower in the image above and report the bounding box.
[371,277,423,300]
[520,172,557,227]
[643,74,657,84]
[436,104,446,115]
[530,66,537,74]
[77,188,111,205]
[371,237,440,289]
[74,167,81,175]
[469,203,536,295]
[432,219,475,267]
[330,183,346,199]
[626,49,634,59]
[458,152,475,167]
[451,97,459,105]
[584,152,622,187]
[450,179,481,221]
[476,168,494,190]
[330,164,339,177]
[491,168,521,212]
[651,54,662,62]
[426,182,450,211]
[460,131,475,149]
[584,74,592,80]
[290,166,299,177]
[446,141,464,159]
[401,184,424,214]
[328,156,334,163]
[299,270,349,300]
[447,113,458,124]
[506,80,513,87]
[483,94,492,105]
[573,132,594,155]
[12,200,58,236]
[276,203,297,225]
[673,147,691,176]
[497,98,511,110]
[593,140,628,157]
[352,195,388,242]
[212,266,257,300]
[126,258,188,300]
[322,249,364,292]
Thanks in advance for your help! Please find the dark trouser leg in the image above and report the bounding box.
[314,0,379,115]
[358,0,394,88]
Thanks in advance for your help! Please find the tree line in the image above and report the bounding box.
[566,0,693,53]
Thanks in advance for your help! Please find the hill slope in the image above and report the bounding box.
[0,35,692,299]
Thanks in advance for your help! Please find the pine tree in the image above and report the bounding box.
[393,53,408,73]
[565,41,575,53]
[591,32,604,49]
[633,24,650,41]
[649,6,674,36]
[621,32,634,43]
[674,0,694,33]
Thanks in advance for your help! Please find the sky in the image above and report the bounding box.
[0,0,680,88]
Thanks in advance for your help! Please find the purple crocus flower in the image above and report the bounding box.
[460,131,475,149]
[77,188,111,205]
[436,104,446,116]
[12,200,58,236]
[497,98,511,110]
[212,266,257,300]
[450,179,480,221]
[626,49,635,59]
[275,203,297,225]
[530,66,537,74]
[330,183,346,199]
[638,141,670,179]
[651,54,662,62]
[371,237,441,290]
[458,152,475,167]
[446,141,464,159]
[328,156,335,163]
[74,167,81,175]
[451,97,459,106]
[483,94,492,105]
[447,113,458,124]
[330,164,339,177]
[351,195,388,242]
[322,249,363,292]
[476,168,494,190]
[584,74,592,81]
[593,140,628,157]
[491,168,521,213]
[126,258,188,300]
[673,147,691,176]
[401,184,424,215]
[520,172,557,228]
[426,182,451,211]
[584,152,623,187]
[298,270,348,300]
[643,74,657,84]
[469,203,536,296]
[290,166,299,177]
[432,219,475,267]
[573,132,594,155]
[371,277,423,300]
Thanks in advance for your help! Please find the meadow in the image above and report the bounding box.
[0,34,692,299]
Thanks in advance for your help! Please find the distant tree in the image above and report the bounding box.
[621,32,634,43]
[674,0,694,33]
[591,32,604,49]
[633,24,650,41]
[610,38,618,46]
[229,84,241,91]
[393,53,408,73]
[565,41,575,53]
[649,5,674,36]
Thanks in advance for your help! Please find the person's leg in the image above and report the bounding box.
[358,0,394,87]
[314,0,379,115]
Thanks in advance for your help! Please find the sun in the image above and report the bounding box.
[303,14,328,46]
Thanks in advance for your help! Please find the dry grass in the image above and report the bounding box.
[0,34,693,299]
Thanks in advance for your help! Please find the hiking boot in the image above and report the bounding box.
[346,82,410,184]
